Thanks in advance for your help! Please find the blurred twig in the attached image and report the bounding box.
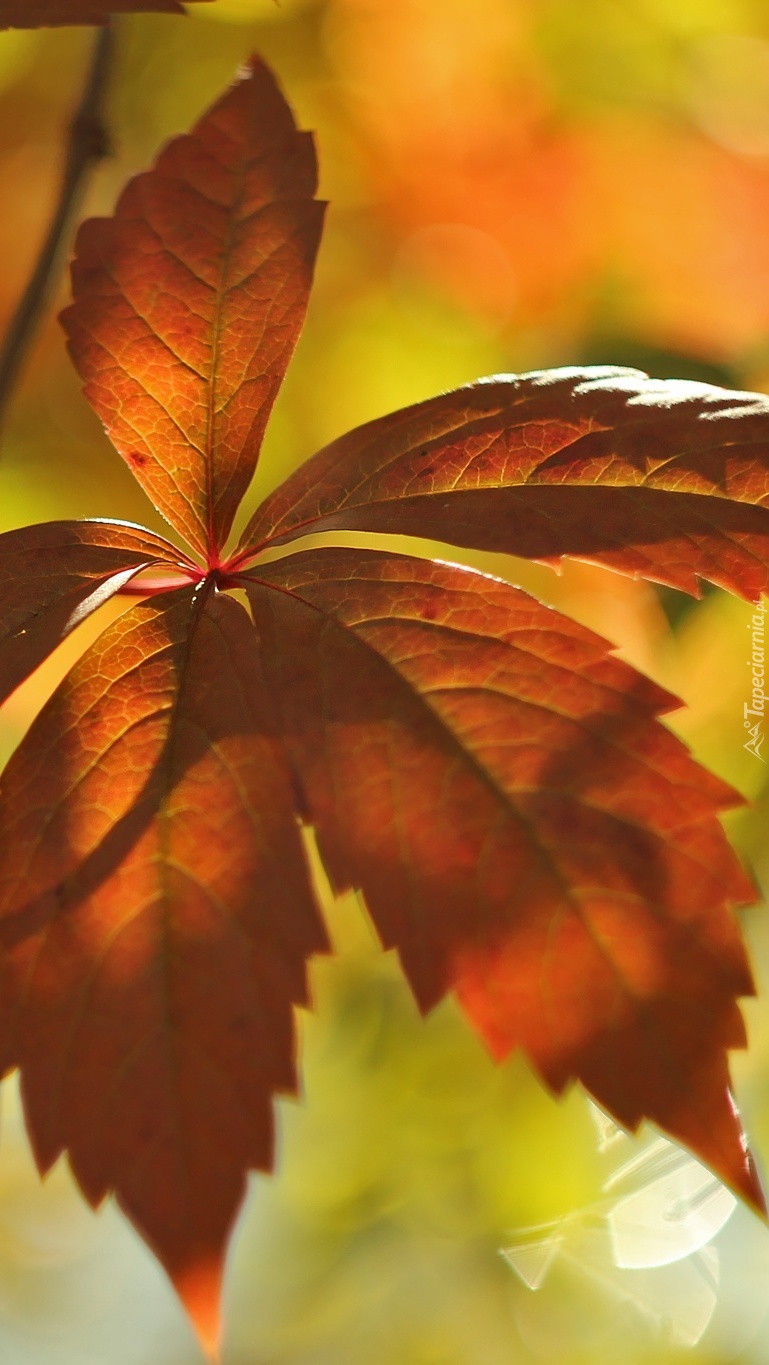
[0,23,114,435]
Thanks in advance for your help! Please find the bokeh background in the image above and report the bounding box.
[2,0,769,1360]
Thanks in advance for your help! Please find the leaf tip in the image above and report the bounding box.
[171,1253,225,1359]
[729,1111,768,1220]
[744,1147,768,1221]
[688,1086,767,1221]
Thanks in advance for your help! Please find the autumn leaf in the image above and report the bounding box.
[0,584,326,1348]
[0,0,211,26]
[61,55,324,559]
[246,548,757,1193]
[0,519,192,706]
[1,51,767,1353]
[238,367,769,602]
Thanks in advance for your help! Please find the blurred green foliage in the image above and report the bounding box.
[1,1,769,1360]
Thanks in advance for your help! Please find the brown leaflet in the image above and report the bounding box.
[237,367,769,601]
[245,547,761,1209]
[0,519,188,706]
[0,0,211,26]
[0,585,327,1350]
[62,58,325,560]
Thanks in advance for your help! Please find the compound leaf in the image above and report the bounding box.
[5,49,767,1349]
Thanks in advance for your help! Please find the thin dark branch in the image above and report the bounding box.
[0,23,114,433]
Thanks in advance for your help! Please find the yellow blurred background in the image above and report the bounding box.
[2,0,769,1360]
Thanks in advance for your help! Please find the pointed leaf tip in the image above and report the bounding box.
[747,1151,767,1220]
[172,1252,225,1359]
[721,1093,767,1219]
[708,1097,766,1218]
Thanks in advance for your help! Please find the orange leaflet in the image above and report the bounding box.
[0,0,211,24]
[238,368,769,602]
[246,548,761,1211]
[0,520,190,705]
[62,56,324,559]
[0,586,327,1350]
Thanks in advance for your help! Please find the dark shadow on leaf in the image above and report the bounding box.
[308,487,769,601]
